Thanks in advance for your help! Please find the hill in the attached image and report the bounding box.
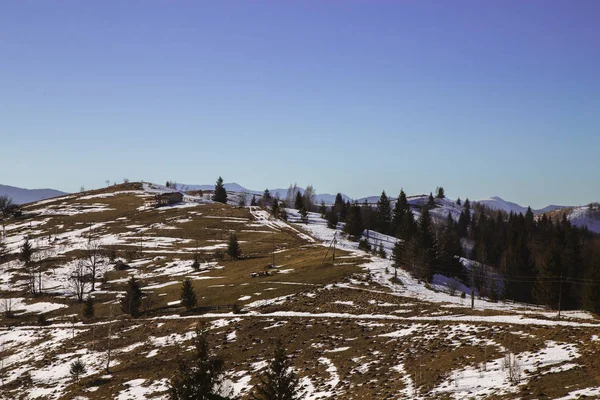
[0,184,68,205]
[0,182,599,399]
[475,196,569,215]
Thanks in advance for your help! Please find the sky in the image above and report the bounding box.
[0,1,598,208]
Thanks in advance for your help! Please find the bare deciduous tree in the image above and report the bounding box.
[0,195,18,239]
[69,260,89,302]
[84,240,101,291]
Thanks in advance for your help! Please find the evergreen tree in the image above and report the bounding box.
[343,202,364,240]
[407,208,438,281]
[227,233,241,260]
[262,189,272,206]
[294,192,303,210]
[392,189,409,237]
[456,197,461,206]
[82,297,94,319]
[582,254,600,314]
[436,187,445,199]
[271,199,280,217]
[457,211,469,237]
[250,195,257,207]
[318,200,327,217]
[377,243,386,259]
[299,206,309,224]
[375,191,391,235]
[533,247,562,308]
[251,341,301,400]
[463,198,471,225]
[399,209,417,242]
[212,177,228,204]
[169,328,230,400]
[70,358,87,385]
[333,193,345,218]
[325,210,338,229]
[392,240,406,278]
[20,238,33,265]
[180,278,198,311]
[361,200,374,238]
[120,277,143,317]
[192,253,200,271]
[427,192,435,209]
[525,206,534,225]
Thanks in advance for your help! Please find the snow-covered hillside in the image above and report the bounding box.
[567,206,600,233]
[1,182,599,400]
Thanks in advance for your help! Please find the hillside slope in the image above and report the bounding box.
[0,183,599,399]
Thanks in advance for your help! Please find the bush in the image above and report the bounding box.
[358,238,371,252]
[37,313,50,326]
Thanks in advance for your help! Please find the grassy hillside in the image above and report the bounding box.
[1,183,599,399]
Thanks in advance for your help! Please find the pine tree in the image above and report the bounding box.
[343,202,364,240]
[375,191,391,235]
[192,253,200,271]
[82,297,94,319]
[20,238,33,265]
[392,189,409,237]
[70,358,87,385]
[361,200,374,237]
[294,192,303,210]
[464,198,471,225]
[212,176,228,204]
[399,209,417,242]
[533,247,562,308]
[326,210,338,229]
[392,240,405,278]
[427,192,435,208]
[407,207,439,281]
[169,328,229,400]
[436,187,445,199]
[120,277,143,317]
[251,341,301,400]
[271,199,280,217]
[456,197,461,206]
[377,243,386,259]
[582,254,600,314]
[333,193,345,218]
[457,211,469,237]
[250,195,257,207]
[318,200,327,217]
[180,278,198,311]
[227,233,241,260]
[262,189,272,206]
[299,206,309,224]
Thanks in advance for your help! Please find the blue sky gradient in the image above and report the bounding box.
[1,1,598,207]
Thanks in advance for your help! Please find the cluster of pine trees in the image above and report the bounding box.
[465,204,600,312]
[316,188,599,312]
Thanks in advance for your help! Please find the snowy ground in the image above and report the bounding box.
[1,185,599,399]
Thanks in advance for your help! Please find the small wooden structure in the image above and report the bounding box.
[151,192,184,207]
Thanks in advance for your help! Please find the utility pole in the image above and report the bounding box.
[558,273,563,319]
[332,233,336,267]
[471,266,475,310]
[321,232,337,266]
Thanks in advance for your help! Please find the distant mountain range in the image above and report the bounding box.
[0,181,580,219]
[0,184,68,205]
[182,183,575,214]
[474,196,569,215]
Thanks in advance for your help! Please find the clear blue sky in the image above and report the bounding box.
[1,1,598,208]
